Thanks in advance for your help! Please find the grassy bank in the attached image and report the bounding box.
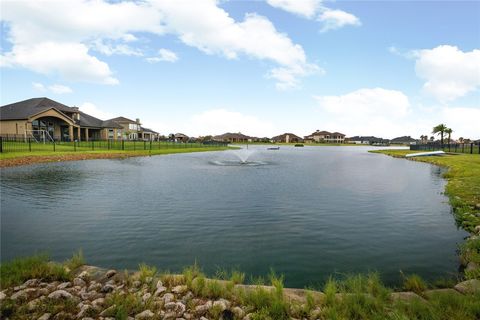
[1,254,479,320]
[0,146,233,167]
[370,149,480,280]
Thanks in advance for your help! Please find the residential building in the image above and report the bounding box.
[174,133,189,142]
[0,97,122,141]
[304,130,346,143]
[271,133,303,143]
[140,127,159,141]
[390,136,417,145]
[106,117,143,140]
[346,136,389,145]
[214,132,251,143]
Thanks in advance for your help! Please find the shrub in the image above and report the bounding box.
[64,249,85,271]
[402,274,427,294]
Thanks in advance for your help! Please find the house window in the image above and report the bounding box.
[129,123,139,130]
[108,129,114,139]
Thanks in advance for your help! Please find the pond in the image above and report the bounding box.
[0,146,467,288]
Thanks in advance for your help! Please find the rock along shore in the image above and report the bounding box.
[1,265,479,320]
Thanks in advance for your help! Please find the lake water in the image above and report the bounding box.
[0,146,467,288]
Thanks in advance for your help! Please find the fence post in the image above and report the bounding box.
[471,143,474,154]
[150,140,152,151]
[28,137,32,152]
[144,141,146,150]
[53,140,55,152]
[0,136,3,153]
[134,141,136,151]
[92,140,94,150]
[122,140,125,150]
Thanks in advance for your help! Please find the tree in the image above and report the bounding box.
[459,137,464,144]
[432,124,448,146]
[445,128,453,144]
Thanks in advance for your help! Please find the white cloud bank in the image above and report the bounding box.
[32,82,73,94]
[314,87,480,139]
[79,102,114,120]
[1,0,319,89]
[267,0,361,32]
[147,49,179,63]
[414,45,480,103]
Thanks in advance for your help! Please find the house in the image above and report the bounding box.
[346,136,385,145]
[390,136,417,145]
[304,130,346,143]
[271,133,303,143]
[0,97,122,141]
[174,133,189,142]
[106,117,143,140]
[140,127,159,141]
[213,132,251,143]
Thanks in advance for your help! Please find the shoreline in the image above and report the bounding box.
[0,147,232,168]
[1,259,479,320]
[370,149,480,280]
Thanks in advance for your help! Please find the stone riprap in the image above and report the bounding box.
[1,265,479,320]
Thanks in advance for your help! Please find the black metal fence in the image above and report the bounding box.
[410,143,480,154]
[0,136,227,153]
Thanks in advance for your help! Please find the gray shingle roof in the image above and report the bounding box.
[0,97,73,120]
[1,97,122,129]
[107,116,137,123]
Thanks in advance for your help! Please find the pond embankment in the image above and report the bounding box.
[1,262,480,320]
[0,147,232,168]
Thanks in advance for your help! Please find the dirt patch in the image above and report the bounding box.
[0,153,139,168]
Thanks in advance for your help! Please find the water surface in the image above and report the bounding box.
[0,146,466,287]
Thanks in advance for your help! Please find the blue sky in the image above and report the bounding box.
[1,0,479,139]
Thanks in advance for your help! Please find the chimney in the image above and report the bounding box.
[136,118,141,124]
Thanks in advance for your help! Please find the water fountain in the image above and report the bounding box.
[210,146,268,166]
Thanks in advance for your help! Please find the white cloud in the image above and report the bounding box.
[414,45,480,102]
[1,0,318,88]
[146,48,178,63]
[48,84,73,94]
[2,42,119,84]
[32,82,73,94]
[314,88,412,137]
[266,0,360,32]
[266,0,322,18]
[438,107,480,139]
[32,82,46,91]
[318,9,361,33]
[79,102,114,120]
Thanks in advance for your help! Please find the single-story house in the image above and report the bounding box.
[214,132,251,143]
[390,136,417,145]
[0,97,122,141]
[346,136,389,145]
[174,133,189,142]
[140,127,159,141]
[304,130,346,143]
[271,133,303,143]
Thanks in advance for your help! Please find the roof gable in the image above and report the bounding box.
[0,97,75,120]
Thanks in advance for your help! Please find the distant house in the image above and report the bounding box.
[304,130,346,143]
[214,132,251,143]
[390,136,417,145]
[271,133,303,143]
[107,117,143,140]
[140,127,159,141]
[0,97,122,141]
[174,133,189,142]
[346,136,388,145]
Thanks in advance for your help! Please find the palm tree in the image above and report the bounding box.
[432,124,448,146]
[445,128,453,144]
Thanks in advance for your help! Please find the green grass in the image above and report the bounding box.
[64,249,85,271]
[0,253,69,288]
[403,274,428,294]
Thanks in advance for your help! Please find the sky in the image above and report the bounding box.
[1,0,479,139]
